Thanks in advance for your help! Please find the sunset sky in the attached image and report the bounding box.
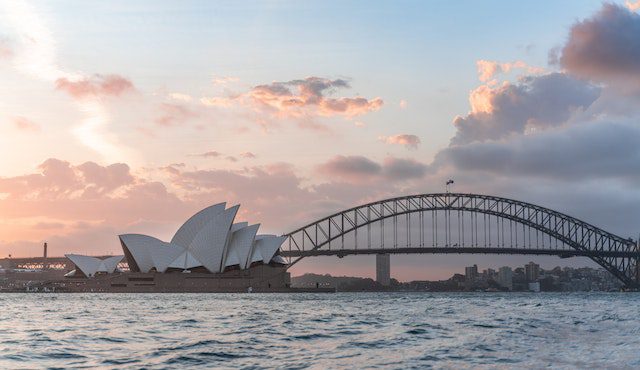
[2,1,640,281]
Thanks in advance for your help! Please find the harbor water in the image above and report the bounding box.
[1,292,639,369]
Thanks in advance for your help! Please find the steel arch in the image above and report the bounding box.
[280,193,640,288]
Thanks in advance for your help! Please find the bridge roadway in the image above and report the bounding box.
[280,247,640,259]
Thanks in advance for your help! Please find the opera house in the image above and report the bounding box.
[62,203,292,292]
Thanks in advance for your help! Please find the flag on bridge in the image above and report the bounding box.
[446,179,454,185]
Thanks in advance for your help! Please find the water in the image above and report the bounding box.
[0,293,639,369]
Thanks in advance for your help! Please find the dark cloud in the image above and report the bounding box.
[439,121,640,182]
[382,158,428,180]
[452,73,600,144]
[318,155,382,182]
[559,4,640,87]
[318,155,428,183]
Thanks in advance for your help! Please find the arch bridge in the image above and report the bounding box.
[280,193,640,288]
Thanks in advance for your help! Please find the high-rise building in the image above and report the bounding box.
[525,262,540,282]
[483,268,496,279]
[498,266,513,290]
[376,254,391,286]
[465,264,478,281]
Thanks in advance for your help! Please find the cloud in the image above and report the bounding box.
[212,76,239,86]
[200,96,234,107]
[451,73,600,144]
[558,4,640,87]
[399,100,408,109]
[319,155,381,182]
[0,158,136,201]
[195,151,222,158]
[155,103,198,126]
[0,158,190,255]
[438,121,640,182]
[381,157,428,180]
[318,155,428,183]
[248,77,383,118]
[169,93,192,102]
[625,0,640,12]
[476,60,544,82]
[240,152,257,159]
[379,134,421,149]
[1,2,132,160]
[55,74,134,99]
[200,77,383,127]
[13,116,40,132]
[0,37,12,59]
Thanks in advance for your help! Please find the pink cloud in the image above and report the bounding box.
[240,152,257,159]
[626,0,640,12]
[476,59,544,82]
[0,37,12,59]
[248,77,383,118]
[155,103,198,126]
[200,77,383,128]
[211,76,239,86]
[0,159,189,253]
[54,74,134,99]
[452,73,599,144]
[379,134,421,149]
[13,116,40,132]
[195,151,222,158]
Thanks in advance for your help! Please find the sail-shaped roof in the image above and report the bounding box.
[117,203,285,274]
[66,254,123,277]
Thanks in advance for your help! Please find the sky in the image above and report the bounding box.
[1,0,640,281]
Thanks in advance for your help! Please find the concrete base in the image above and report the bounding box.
[33,264,293,293]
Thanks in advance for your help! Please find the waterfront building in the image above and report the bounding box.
[525,262,540,282]
[465,264,478,281]
[528,281,541,292]
[119,203,286,273]
[52,203,293,292]
[64,255,123,278]
[497,266,513,290]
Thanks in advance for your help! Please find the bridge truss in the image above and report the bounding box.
[281,193,640,288]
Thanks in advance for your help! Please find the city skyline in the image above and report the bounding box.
[2,1,640,281]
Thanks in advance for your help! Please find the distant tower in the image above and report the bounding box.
[376,254,391,286]
[43,242,48,258]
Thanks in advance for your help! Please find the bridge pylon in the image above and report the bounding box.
[376,254,390,286]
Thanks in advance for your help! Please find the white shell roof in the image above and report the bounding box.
[66,254,123,277]
[224,224,260,268]
[170,203,226,247]
[250,235,286,265]
[118,204,286,274]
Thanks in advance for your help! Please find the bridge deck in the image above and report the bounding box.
[280,247,640,259]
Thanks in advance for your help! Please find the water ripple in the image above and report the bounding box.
[0,292,639,368]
